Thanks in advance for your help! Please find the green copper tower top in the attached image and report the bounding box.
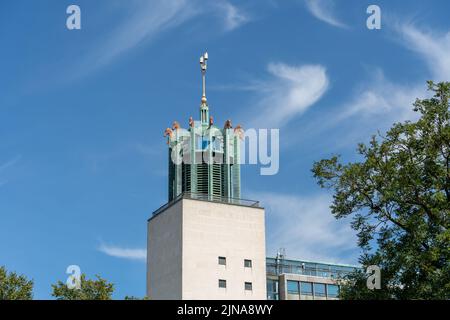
[164,52,242,202]
[199,51,209,126]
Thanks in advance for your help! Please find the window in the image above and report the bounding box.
[287,280,299,294]
[219,279,227,288]
[314,283,326,297]
[218,256,226,266]
[245,282,253,291]
[244,259,252,268]
[300,282,313,295]
[327,284,339,298]
[267,280,279,300]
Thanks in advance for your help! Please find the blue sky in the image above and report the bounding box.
[1,0,449,299]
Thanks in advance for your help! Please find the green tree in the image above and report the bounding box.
[0,266,33,300]
[51,274,114,300]
[312,81,450,299]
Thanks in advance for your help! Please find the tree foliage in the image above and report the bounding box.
[312,81,450,299]
[0,266,34,300]
[51,274,114,300]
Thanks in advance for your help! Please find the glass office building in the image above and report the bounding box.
[266,257,360,300]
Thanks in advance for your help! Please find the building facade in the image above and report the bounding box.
[266,256,360,300]
[147,195,266,299]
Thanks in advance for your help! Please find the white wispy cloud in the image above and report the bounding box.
[65,0,248,80]
[286,68,426,150]
[339,69,424,123]
[0,155,22,172]
[330,22,450,134]
[304,0,347,29]
[248,63,329,128]
[0,155,22,188]
[334,21,450,130]
[396,23,450,82]
[215,1,249,31]
[251,191,358,264]
[98,243,146,262]
[72,0,197,78]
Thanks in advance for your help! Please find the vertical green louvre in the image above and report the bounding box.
[166,105,241,202]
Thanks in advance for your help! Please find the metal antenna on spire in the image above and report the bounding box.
[200,51,208,105]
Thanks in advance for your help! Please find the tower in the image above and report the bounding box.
[148,53,266,300]
[165,52,241,202]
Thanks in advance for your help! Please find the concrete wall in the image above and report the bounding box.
[147,198,266,300]
[182,199,266,300]
[147,200,183,299]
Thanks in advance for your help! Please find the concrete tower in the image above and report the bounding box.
[147,53,266,300]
